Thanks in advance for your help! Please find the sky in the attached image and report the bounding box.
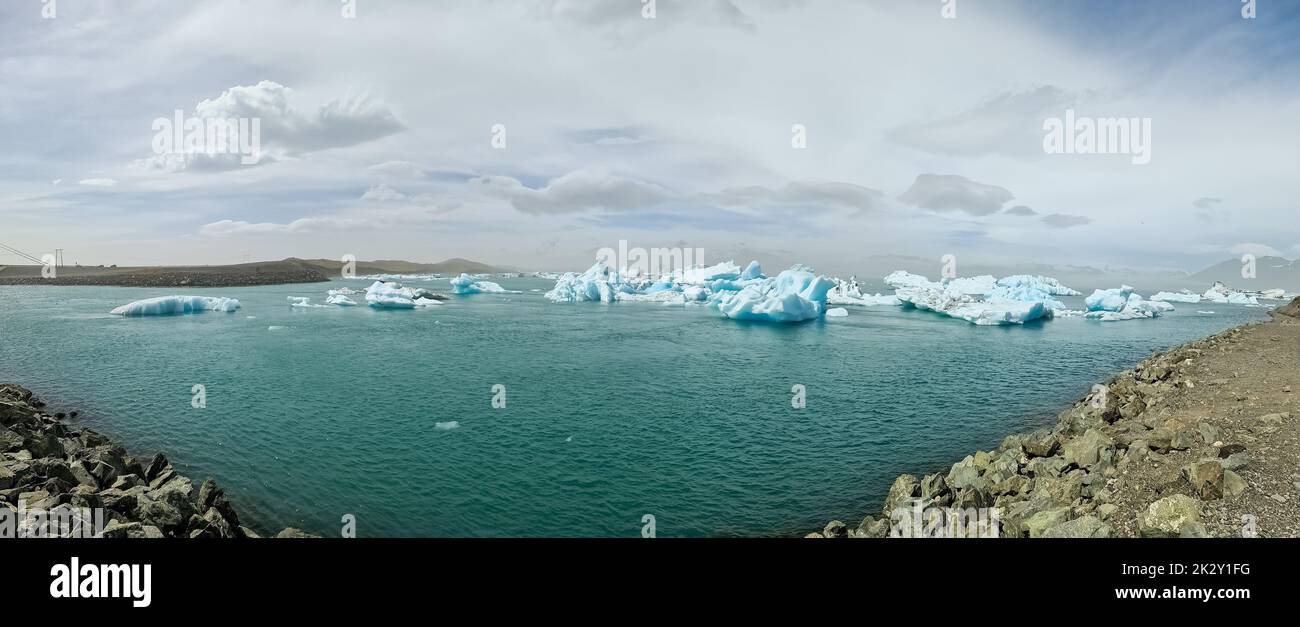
[1,0,1298,274]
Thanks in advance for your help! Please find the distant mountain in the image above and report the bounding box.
[1190,256,1300,293]
[295,257,498,275]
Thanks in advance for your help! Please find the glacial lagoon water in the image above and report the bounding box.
[0,278,1271,537]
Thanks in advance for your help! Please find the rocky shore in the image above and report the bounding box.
[813,297,1300,539]
[1,384,313,538]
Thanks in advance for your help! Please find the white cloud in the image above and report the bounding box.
[77,178,117,187]
[473,170,676,215]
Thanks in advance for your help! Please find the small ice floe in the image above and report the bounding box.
[110,296,241,316]
[245,316,257,319]
[826,307,849,317]
[267,326,286,331]
[1197,310,1216,314]
[325,294,357,306]
[565,436,573,443]
[450,273,520,295]
[435,421,460,430]
[287,296,330,308]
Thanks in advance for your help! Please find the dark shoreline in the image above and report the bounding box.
[0,259,328,288]
[1,383,312,538]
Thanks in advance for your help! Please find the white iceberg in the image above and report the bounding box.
[546,263,630,303]
[945,275,998,296]
[740,260,763,280]
[828,276,900,306]
[895,285,1052,325]
[1201,281,1258,305]
[287,296,330,308]
[883,271,941,291]
[711,266,835,323]
[365,280,443,309]
[1082,286,1167,321]
[1150,291,1201,304]
[826,307,849,317]
[450,273,517,295]
[995,275,1082,296]
[326,294,358,306]
[110,295,241,316]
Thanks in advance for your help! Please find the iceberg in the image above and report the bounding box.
[884,271,941,291]
[828,276,900,306]
[1082,286,1167,321]
[711,266,835,323]
[945,275,998,296]
[739,260,763,280]
[326,294,358,306]
[895,285,1052,325]
[365,280,443,309]
[110,295,241,316]
[995,275,1081,296]
[1150,291,1201,304]
[449,273,517,295]
[546,263,630,303]
[1201,281,1258,305]
[1084,286,1135,312]
[826,307,849,317]
[883,271,1075,325]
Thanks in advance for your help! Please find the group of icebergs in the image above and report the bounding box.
[1076,286,1173,321]
[1150,281,1263,306]
[544,260,835,322]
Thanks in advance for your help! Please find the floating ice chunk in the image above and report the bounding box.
[326,294,358,306]
[712,267,835,323]
[364,280,442,309]
[546,263,631,303]
[1084,286,1135,312]
[1150,291,1201,303]
[1082,286,1166,321]
[328,287,360,296]
[826,307,849,317]
[450,273,518,295]
[883,271,940,290]
[1201,281,1258,305]
[945,275,998,295]
[740,260,763,280]
[679,261,742,286]
[895,286,1052,325]
[828,276,900,306]
[1258,288,1286,300]
[435,421,460,430]
[111,295,241,316]
[287,296,330,308]
[995,275,1081,296]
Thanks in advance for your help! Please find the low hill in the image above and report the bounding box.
[0,258,328,287]
[296,257,498,276]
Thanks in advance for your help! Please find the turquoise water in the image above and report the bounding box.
[0,279,1269,537]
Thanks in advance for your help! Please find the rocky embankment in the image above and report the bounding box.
[813,297,1300,539]
[0,259,328,287]
[1,384,314,538]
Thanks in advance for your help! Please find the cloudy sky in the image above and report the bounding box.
[2,0,1298,273]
